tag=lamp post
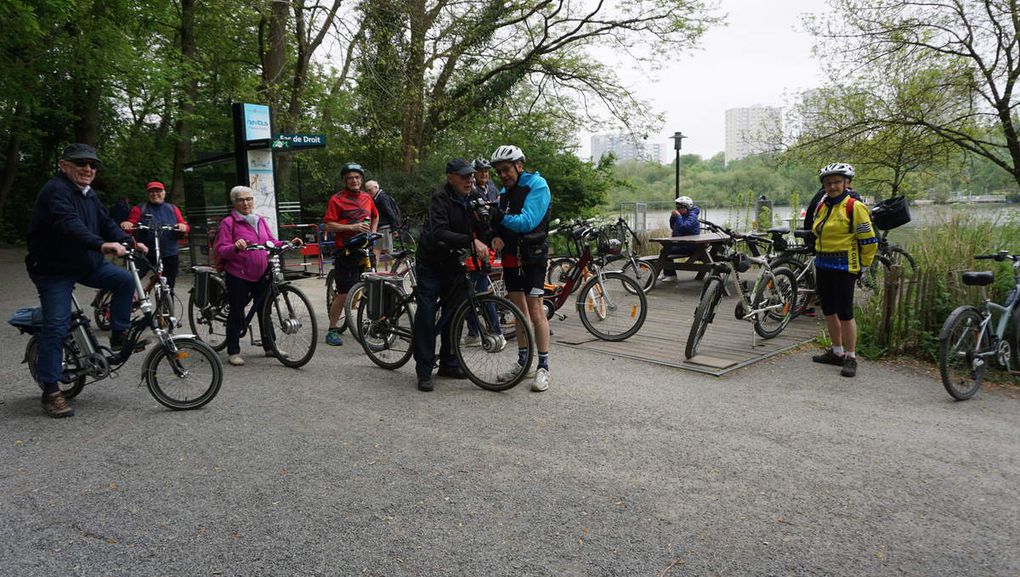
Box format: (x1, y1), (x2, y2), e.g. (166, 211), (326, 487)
(671, 131), (687, 200)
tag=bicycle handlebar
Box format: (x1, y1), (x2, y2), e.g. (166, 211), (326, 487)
(975, 250), (1018, 261)
(243, 241), (298, 254)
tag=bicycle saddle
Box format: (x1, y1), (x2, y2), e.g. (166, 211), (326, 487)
(962, 272), (994, 286)
(767, 226), (790, 235)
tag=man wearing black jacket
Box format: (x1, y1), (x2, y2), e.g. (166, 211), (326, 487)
(25, 144), (147, 418)
(412, 159), (494, 392)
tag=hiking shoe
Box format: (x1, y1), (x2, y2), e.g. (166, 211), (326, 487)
(325, 328), (343, 346)
(462, 334), (482, 347)
(497, 363), (536, 383)
(531, 368), (550, 392)
(228, 354), (245, 366)
(841, 356), (858, 378)
(437, 365), (468, 379)
(417, 378), (433, 392)
(811, 349), (845, 366)
(42, 392), (74, 418)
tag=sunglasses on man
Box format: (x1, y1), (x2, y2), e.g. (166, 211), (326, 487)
(68, 159), (100, 169)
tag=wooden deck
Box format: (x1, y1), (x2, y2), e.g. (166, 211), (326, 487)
(548, 273), (820, 376)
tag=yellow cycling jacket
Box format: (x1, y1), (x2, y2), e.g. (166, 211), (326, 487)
(812, 194), (878, 273)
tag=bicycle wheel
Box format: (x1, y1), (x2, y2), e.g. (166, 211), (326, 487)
(26, 335), (87, 399)
(343, 282), (367, 345)
(262, 285), (318, 368)
(453, 294), (534, 391)
(620, 259), (657, 294)
(685, 277), (724, 360)
(1009, 305), (1020, 370)
(576, 272), (647, 341)
(357, 283), (414, 370)
(325, 269), (348, 335)
(92, 290), (112, 331)
(187, 283), (228, 352)
(546, 257), (577, 284)
(938, 306), (989, 400)
(771, 256), (814, 317)
(142, 337), (222, 410)
(752, 268), (797, 339)
(857, 255), (891, 303)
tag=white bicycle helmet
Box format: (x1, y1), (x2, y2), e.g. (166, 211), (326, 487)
(490, 145), (525, 164)
(675, 196), (694, 208)
(818, 162), (855, 182)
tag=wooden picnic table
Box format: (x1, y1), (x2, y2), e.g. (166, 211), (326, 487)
(648, 230), (731, 279)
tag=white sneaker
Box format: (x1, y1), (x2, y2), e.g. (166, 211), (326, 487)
(496, 363), (538, 383)
(531, 368), (550, 392)
(462, 334), (482, 347)
(228, 354), (244, 366)
(657, 274), (676, 283)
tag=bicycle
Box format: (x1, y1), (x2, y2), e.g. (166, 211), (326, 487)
(937, 250), (1020, 400)
(684, 220), (799, 360)
(11, 244), (222, 410)
(187, 241), (318, 368)
(92, 220), (182, 332)
(353, 249), (535, 391)
(546, 217), (655, 294)
(856, 228), (917, 298)
(543, 218), (648, 341)
(768, 228), (819, 318)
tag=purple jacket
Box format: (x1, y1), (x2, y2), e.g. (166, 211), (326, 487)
(214, 211), (279, 282)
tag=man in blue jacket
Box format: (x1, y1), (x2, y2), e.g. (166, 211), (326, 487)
(25, 143), (147, 418)
(658, 196), (701, 282)
(489, 145), (552, 392)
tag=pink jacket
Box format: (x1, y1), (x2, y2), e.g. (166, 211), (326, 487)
(214, 211), (279, 282)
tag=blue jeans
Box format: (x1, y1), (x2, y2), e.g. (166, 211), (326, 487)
(30, 262), (135, 391)
(412, 263), (466, 379)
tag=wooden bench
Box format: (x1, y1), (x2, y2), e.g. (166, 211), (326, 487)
(648, 231), (731, 280)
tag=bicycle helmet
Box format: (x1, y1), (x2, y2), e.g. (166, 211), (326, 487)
(473, 157), (491, 171)
(340, 162), (365, 177)
(818, 162), (854, 182)
(675, 196), (694, 208)
(490, 145), (525, 164)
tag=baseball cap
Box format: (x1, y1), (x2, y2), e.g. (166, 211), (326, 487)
(146, 181), (166, 191)
(61, 143), (101, 164)
(446, 158), (475, 176)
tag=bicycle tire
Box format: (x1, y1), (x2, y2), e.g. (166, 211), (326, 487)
(546, 257), (577, 284)
(262, 285), (319, 368)
(343, 282), (367, 345)
(142, 337), (222, 410)
(26, 335), (87, 399)
(356, 282), (414, 370)
(325, 269), (349, 335)
(685, 277), (724, 360)
(453, 294), (534, 391)
(752, 268), (797, 339)
(770, 256), (814, 317)
(576, 272), (647, 341)
(620, 259), (657, 294)
(1010, 305), (1020, 371)
(938, 306), (988, 400)
(187, 280), (229, 352)
(93, 290), (112, 331)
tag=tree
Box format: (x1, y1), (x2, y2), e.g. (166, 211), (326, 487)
(806, 0), (1020, 189)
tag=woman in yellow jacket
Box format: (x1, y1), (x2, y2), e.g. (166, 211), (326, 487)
(810, 163), (878, 378)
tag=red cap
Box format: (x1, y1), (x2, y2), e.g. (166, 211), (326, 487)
(146, 181), (165, 191)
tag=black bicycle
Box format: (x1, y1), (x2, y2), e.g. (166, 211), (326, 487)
(11, 245), (222, 410)
(188, 241), (318, 368)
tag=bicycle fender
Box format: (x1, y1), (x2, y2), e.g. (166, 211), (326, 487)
(938, 306), (981, 340)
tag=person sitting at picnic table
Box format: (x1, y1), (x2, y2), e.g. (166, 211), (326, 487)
(658, 196), (701, 282)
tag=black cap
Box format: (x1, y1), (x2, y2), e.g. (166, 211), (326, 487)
(446, 158), (475, 176)
(61, 143), (101, 164)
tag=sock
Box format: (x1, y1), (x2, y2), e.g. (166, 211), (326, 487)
(537, 352), (549, 371)
(832, 345), (844, 356)
(517, 347), (528, 366)
(845, 351), (856, 359)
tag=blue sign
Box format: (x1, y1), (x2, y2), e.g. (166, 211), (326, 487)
(243, 103), (272, 142)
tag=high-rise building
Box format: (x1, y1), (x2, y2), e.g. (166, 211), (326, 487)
(590, 134), (663, 164)
(725, 105), (782, 164)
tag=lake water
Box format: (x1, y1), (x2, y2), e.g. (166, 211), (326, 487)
(622, 203), (1020, 236)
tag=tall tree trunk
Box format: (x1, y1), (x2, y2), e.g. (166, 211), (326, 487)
(170, 0), (197, 204)
(399, 0), (427, 174)
(73, 83), (102, 146)
(0, 101), (28, 220)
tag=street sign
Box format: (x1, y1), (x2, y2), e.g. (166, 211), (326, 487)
(272, 133), (327, 149)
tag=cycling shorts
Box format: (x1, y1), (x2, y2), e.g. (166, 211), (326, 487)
(815, 268), (857, 321)
(504, 262), (546, 297)
(332, 253), (368, 294)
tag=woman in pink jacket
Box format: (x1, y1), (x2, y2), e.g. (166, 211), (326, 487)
(214, 186), (301, 366)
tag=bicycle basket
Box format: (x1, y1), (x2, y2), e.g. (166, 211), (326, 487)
(871, 195), (911, 230)
(596, 223), (625, 256)
(363, 273), (403, 320)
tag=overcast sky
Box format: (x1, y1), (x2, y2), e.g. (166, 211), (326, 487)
(577, 0), (827, 161)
